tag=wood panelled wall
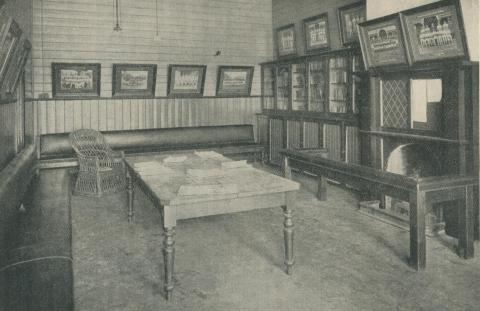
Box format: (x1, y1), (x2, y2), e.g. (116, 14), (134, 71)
(31, 0), (273, 98)
(32, 97), (262, 137)
(272, 0), (362, 56)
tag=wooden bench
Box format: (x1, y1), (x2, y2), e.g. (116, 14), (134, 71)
(280, 148), (477, 270)
(38, 124), (265, 168)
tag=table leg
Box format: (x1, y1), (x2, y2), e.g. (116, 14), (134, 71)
(457, 185), (474, 259)
(409, 191), (426, 270)
(126, 170), (134, 223)
(163, 227), (175, 301)
(282, 205), (294, 275)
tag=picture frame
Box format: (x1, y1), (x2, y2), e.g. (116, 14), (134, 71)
(338, 1), (366, 46)
(1, 34), (30, 97)
(52, 63), (101, 98)
(358, 14), (409, 70)
(400, 0), (468, 64)
(0, 17), (22, 87)
(167, 64), (206, 97)
(303, 13), (330, 52)
(276, 24), (297, 58)
(216, 66), (254, 97)
(112, 64), (157, 98)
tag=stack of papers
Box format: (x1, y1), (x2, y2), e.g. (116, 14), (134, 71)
(178, 184), (238, 196)
(163, 155), (188, 164)
(194, 150), (224, 160)
(134, 161), (177, 176)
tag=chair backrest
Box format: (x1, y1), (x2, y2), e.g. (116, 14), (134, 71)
(69, 129), (112, 158)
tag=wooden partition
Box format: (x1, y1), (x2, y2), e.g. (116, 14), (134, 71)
(30, 96), (263, 137)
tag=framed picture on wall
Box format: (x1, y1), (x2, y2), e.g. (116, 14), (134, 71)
(400, 0), (468, 64)
(276, 24), (297, 58)
(358, 14), (410, 69)
(338, 1), (366, 46)
(216, 66), (254, 96)
(112, 64), (157, 98)
(0, 17), (22, 87)
(52, 63), (101, 98)
(303, 13), (330, 52)
(167, 64), (206, 97)
(1, 34), (31, 96)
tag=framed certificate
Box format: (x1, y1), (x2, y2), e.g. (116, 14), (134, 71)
(400, 0), (468, 63)
(358, 14), (409, 69)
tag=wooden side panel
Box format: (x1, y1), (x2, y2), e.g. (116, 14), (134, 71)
(324, 123), (342, 161)
(346, 126), (360, 164)
(269, 118), (284, 165)
(303, 121), (319, 148)
(286, 120), (301, 149)
(0, 102), (17, 169)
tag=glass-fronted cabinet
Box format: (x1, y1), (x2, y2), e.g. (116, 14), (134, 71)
(261, 49), (364, 115)
(262, 65), (275, 110)
(291, 63), (306, 111)
(328, 56), (348, 113)
(308, 58), (328, 112)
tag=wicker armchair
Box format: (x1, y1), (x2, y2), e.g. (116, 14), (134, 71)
(69, 129), (126, 197)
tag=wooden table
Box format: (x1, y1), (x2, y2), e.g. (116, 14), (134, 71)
(124, 151), (299, 300)
(280, 148), (477, 271)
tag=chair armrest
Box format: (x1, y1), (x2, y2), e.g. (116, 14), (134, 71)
(77, 154), (101, 171)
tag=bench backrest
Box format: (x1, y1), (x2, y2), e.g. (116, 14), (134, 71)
(39, 124), (255, 159)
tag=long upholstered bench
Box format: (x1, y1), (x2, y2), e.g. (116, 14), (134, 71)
(0, 124), (263, 310)
(38, 124), (265, 167)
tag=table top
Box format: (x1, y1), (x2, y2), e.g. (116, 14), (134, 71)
(125, 151), (299, 206)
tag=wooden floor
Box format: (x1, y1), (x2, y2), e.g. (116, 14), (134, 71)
(68, 165), (480, 311)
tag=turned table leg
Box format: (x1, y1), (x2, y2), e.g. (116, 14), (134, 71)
(126, 170), (134, 223)
(162, 204), (177, 301)
(282, 205), (294, 275)
(163, 227), (176, 301)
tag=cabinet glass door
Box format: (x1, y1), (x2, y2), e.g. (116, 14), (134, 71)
(291, 63), (306, 111)
(328, 56), (348, 113)
(262, 65), (275, 110)
(351, 55), (363, 114)
(276, 65), (290, 110)
(308, 58), (328, 112)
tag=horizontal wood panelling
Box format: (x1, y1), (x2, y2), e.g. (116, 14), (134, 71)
(32, 0), (273, 98)
(272, 0), (361, 56)
(33, 97), (262, 137)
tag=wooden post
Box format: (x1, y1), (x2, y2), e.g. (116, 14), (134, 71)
(409, 190), (426, 270)
(457, 185), (474, 259)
